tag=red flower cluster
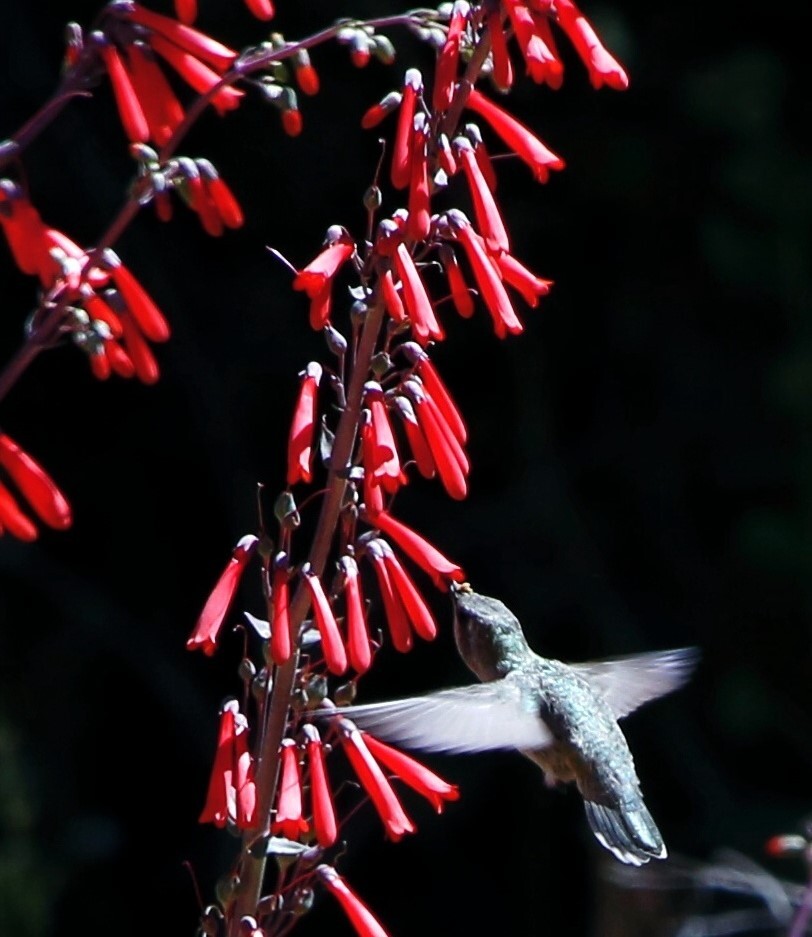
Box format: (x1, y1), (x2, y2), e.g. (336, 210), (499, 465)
(0, 182), (169, 383)
(199, 699), (257, 829)
(152, 157), (244, 236)
(97, 2), (243, 146)
(0, 433), (72, 540)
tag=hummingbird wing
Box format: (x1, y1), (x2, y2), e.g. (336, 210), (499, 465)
(571, 646), (699, 720)
(332, 675), (552, 755)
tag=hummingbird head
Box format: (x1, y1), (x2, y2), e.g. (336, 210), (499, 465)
(451, 584), (531, 682)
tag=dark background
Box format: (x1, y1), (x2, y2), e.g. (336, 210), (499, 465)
(1, 1), (810, 935)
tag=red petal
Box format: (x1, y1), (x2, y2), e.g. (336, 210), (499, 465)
(365, 510), (464, 590)
(0, 434), (72, 530)
(304, 570), (348, 675)
(363, 734), (459, 812)
(317, 866), (392, 937)
(0, 481), (38, 541)
(287, 363), (321, 485)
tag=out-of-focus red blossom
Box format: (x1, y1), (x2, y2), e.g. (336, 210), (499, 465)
(272, 738), (309, 840)
(293, 233), (355, 330)
(361, 91), (401, 130)
(199, 699), (256, 829)
(317, 866), (391, 937)
(765, 834), (808, 858)
(362, 733), (459, 813)
(393, 243), (443, 345)
(465, 89), (564, 183)
(186, 534), (258, 655)
(363, 509), (465, 590)
(341, 556), (372, 673)
(281, 106), (303, 137)
(303, 567), (348, 675)
(340, 720), (415, 841)
(390, 69), (422, 190)
(303, 725), (338, 846)
(173, 159), (244, 235)
(287, 362), (322, 486)
(553, 0), (629, 90)
(366, 539), (413, 653)
(433, 1), (469, 112)
(0, 434), (72, 539)
(270, 557), (294, 665)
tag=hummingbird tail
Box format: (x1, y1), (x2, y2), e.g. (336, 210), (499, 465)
(584, 800), (667, 866)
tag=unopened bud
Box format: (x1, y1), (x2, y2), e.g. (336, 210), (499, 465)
(324, 324), (348, 356)
(215, 873), (241, 906)
(290, 887), (315, 915)
(274, 491), (301, 529)
(363, 185), (382, 212)
(238, 658), (257, 684)
(334, 681), (357, 706)
(370, 352), (391, 380)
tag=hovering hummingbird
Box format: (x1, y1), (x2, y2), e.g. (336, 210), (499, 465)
(337, 585), (698, 865)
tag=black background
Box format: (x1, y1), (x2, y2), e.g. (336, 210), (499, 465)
(1, 1), (811, 935)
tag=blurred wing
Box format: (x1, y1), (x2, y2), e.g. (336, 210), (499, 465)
(572, 647), (699, 720)
(333, 676), (552, 754)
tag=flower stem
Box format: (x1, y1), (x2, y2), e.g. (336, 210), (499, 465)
(229, 296), (387, 934)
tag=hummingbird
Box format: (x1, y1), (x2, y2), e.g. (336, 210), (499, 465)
(336, 584), (698, 865)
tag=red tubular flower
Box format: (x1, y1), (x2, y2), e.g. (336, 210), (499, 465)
(197, 160), (244, 229)
(124, 42), (184, 146)
(440, 246), (475, 319)
(303, 567), (348, 675)
(362, 734), (459, 812)
(406, 115), (431, 242)
(449, 212), (524, 338)
(119, 311), (161, 384)
(393, 243), (443, 345)
(104, 252), (170, 342)
(554, 0), (629, 90)
(364, 510), (465, 590)
(145, 34), (243, 115)
(317, 866), (391, 937)
(186, 534), (258, 655)
(455, 137), (510, 254)
(402, 379), (468, 501)
(0, 434), (72, 531)
(244, 0), (275, 21)
(293, 234), (355, 329)
(0, 482), (38, 541)
(281, 106), (303, 137)
(125, 5), (238, 72)
(433, 1), (469, 112)
(495, 252), (552, 307)
(270, 558), (293, 665)
(380, 269), (405, 324)
(390, 69), (422, 190)
(340, 720), (415, 841)
(366, 539), (413, 654)
(341, 556), (372, 673)
(293, 50), (320, 96)
(437, 133), (457, 177)
(303, 725), (337, 847)
(174, 0), (197, 25)
(272, 739), (309, 840)
(363, 382), (402, 492)
(97, 39), (150, 143)
(287, 362), (322, 486)
(504, 0), (563, 88)
(487, 9), (514, 91)
(361, 421), (386, 516)
(199, 699), (256, 830)
(466, 89), (564, 183)
(403, 342), (467, 445)
(394, 396), (435, 480)
(380, 540), (438, 641)
(361, 91), (402, 130)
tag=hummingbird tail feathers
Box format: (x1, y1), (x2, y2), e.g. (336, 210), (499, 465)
(584, 800), (667, 866)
